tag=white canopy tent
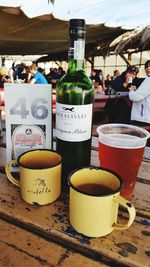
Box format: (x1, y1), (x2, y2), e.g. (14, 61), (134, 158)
(0, 0), (149, 59)
(0, 0), (150, 29)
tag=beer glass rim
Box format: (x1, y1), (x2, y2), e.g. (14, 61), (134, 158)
(17, 149), (62, 169)
(68, 166), (123, 197)
(97, 123), (150, 149)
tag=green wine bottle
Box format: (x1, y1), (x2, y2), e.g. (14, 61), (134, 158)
(56, 19), (94, 183)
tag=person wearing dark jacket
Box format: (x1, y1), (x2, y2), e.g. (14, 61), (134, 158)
(105, 66), (143, 124)
(110, 65), (143, 92)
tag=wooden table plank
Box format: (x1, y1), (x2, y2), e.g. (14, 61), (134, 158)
(0, 219), (108, 267)
(137, 161), (150, 182)
(0, 147), (149, 215)
(0, 219), (65, 267)
(60, 253), (108, 267)
(0, 173), (149, 267)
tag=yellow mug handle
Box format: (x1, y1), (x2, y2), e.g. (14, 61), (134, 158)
(113, 195), (136, 230)
(5, 160), (20, 187)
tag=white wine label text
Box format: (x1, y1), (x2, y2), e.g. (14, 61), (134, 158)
(56, 103), (92, 141)
(74, 40), (85, 60)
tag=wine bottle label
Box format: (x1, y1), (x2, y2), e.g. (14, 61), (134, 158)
(74, 40), (85, 60)
(56, 103), (92, 141)
(68, 41), (85, 59)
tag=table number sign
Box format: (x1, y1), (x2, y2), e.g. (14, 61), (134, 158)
(5, 83), (52, 171)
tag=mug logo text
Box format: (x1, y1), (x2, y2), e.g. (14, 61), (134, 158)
(27, 178), (51, 195)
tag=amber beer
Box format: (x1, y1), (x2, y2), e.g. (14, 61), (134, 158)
(97, 124), (150, 199)
(99, 141), (144, 199)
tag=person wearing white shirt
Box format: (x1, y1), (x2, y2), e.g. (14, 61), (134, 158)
(129, 60), (150, 125)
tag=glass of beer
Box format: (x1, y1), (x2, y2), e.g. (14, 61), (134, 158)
(97, 124), (150, 199)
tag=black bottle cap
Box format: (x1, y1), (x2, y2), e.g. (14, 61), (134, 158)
(69, 19), (85, 29)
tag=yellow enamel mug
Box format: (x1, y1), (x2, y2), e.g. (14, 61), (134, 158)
(5, 149), (62, 205)
(68, 167), (136, 237)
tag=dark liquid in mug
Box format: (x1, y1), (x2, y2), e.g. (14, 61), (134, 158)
(76, 183), (114, 196)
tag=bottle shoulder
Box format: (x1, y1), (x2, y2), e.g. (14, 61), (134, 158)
(56, 71), (94, 105)
(58, 70), (92, 89)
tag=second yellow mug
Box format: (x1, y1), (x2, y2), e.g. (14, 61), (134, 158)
(68, 167), (136, 237)
(5, 149), (62, 205)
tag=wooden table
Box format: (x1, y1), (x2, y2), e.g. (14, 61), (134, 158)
(0, 131), (150, 267)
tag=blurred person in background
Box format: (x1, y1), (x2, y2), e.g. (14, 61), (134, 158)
(98, 69), (105, 88)
(29, 64), (48, 84)
(46, 67), (59, 88)
(90, 69), (104, 93)
(110, 65), (140, 92)
(105, 74), (112, 89)
(90, 69), (101, 83)
(8, 63), (16, 83)
(104, 66), (140, 124)
(0, 66), (10, 87)
(16, 63), (26, 81)
(58, 67), (65, 79)
(38, 67), (46, 77)
(129, 60), (150, 126)
(46, 68), (54, 84)
(112, 69), (120, 80)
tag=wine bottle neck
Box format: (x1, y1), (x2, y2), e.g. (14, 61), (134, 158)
(68, 59), (84, 72)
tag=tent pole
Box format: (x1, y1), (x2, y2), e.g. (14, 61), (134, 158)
(119, 53), (131, 66)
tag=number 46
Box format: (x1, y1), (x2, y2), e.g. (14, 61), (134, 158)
(10, 97), (48, 119)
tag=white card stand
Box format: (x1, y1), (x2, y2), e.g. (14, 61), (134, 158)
(4, 83), (52, 172)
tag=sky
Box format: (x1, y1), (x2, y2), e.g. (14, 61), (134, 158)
(0, 0), (150, 29)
